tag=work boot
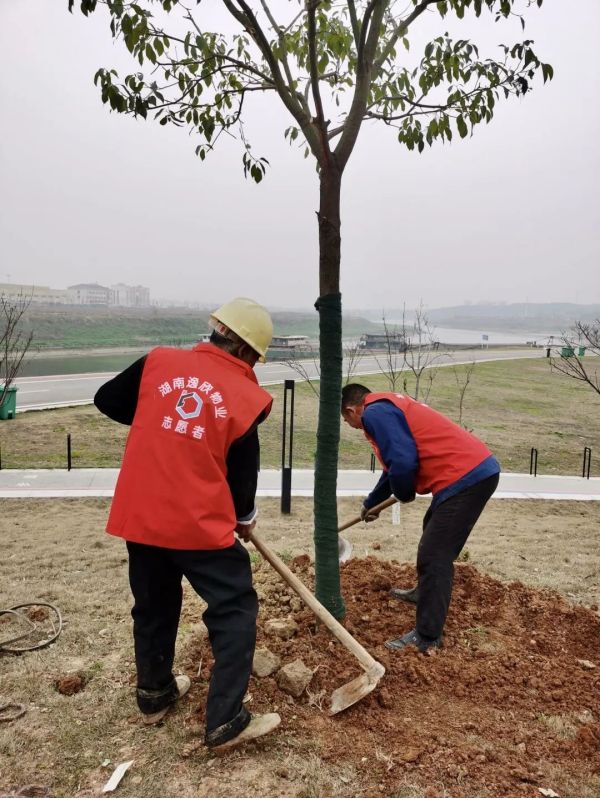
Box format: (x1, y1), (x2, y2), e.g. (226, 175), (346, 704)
(389, 586), (419, 604)
(384, 628), (442, 654)
(209, 713), (281, 753)
(142, 675), (191, 725)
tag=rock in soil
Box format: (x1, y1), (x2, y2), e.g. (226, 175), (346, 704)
(276, 659), (313, 698)
(376, 687), (394, 709)
(370, 574), (392, 591)
(576, 658), (596, 669)
(264, 618), (299, 640)
(291, 554), (311, 570)
(252, 647), (281, 678)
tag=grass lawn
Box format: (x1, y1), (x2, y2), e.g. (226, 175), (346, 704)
(2, 358), (598, 474)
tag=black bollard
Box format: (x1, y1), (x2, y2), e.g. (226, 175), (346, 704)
(280, 380), (295, 514)
(529, 447), (538, 477)
(583, 447), (592, 480)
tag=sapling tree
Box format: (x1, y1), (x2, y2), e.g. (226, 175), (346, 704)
(70, 0), (552, 616)
(551, 321), (600, 397)
(374, 313), (407, 392)
(402, 302), (442, 401)
(0, 293), (33, 411)
(452, 359), (476, 427)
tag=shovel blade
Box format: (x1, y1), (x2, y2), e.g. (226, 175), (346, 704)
(338, 536), (353, 564)
(329, 664), (385, 715)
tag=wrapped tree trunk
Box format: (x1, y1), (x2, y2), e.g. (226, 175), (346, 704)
(314, 164), (345, 619)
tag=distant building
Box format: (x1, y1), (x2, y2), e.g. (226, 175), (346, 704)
(359, 332), (408, 351)
(67, 283), (110, 305)
(109, 283), (150, 307)
(270, 335), (310, 350)
(0, 282), (70, 304)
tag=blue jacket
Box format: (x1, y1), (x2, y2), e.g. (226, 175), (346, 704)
(362, 400), (500, 511)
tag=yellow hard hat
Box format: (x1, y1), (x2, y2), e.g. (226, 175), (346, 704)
(209, 297), (273, 363)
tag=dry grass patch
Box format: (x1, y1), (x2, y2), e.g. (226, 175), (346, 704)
(3, 357), (599, 471)
(1, 497), (599, 798)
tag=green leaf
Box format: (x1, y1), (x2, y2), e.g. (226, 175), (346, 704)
(456, 114), (468, 138)
(541, 63), (554, 83)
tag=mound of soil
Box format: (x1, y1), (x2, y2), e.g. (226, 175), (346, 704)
(183, 557), (599, 797)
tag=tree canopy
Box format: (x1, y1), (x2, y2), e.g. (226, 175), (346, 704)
(70, 0), (552, 617)
(69, 0), (552, 179)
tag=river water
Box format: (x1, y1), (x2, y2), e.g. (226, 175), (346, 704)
(20, 326), (558, 377)
(20, 351), (148, 377)
(405, 325), (557, 345)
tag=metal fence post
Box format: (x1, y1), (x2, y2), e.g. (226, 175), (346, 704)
(281, 380), (295, 514)
(67, 434), (72, 472)
(583, 447), (592, 479)
(370, 453), (376, 473)
(529, 447), (538, 477)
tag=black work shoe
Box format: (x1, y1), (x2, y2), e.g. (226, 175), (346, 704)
(385, 628), (442, 653)
(390, 586), (419, 604)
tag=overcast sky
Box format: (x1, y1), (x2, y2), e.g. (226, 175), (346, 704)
(1, 1), (599, 311)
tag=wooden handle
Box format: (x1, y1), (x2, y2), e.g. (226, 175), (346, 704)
(337, 495), (398, 533)
(249, 531), (379, 674)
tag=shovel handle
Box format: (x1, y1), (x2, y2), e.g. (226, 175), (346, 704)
(338, 495), (398, 533)
(249, 531), (380, 675)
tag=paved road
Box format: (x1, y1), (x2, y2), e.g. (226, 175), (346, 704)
(15, 348), (544, 411)
(1, 468), (598, 500)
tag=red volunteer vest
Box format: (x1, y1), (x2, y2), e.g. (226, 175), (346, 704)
(363, 392), (492, 496)
(107, 344), (272, 550)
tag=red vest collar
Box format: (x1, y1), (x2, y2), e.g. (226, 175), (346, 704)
(192, 343), (257, 383)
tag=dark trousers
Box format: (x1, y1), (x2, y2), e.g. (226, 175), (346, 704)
(416, 473), (499, 639)
(126, 539), (257, 737)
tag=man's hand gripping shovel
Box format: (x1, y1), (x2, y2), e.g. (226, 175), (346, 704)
(337, 495), (398, 563)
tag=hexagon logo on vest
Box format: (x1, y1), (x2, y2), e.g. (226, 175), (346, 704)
(175, 391), (203, 420)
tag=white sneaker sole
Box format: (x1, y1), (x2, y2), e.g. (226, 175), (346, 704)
(211, 713), (281, 753)
(143, 675), (191, 725)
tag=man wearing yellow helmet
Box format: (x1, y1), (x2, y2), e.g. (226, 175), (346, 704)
(94, 298), (280, 751)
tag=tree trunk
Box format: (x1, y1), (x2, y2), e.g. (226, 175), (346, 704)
(313, 163), (345, 619)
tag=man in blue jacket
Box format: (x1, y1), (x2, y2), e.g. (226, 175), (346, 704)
(342, 383), (500, 653)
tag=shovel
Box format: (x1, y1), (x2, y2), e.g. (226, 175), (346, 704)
(337, 496), (398, 562)
(249, 530), (385, 715)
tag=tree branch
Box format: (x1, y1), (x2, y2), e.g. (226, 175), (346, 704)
(148, 24), (276, 86)
(222, 0), (322, 159)
(258, 0), (311, 115)
(335, 0), (388, 169)
(373, 0), (438, 75)
(367, 72), (522, 123)
(346, 0), (361, 50)
(307, 0), (327, 134)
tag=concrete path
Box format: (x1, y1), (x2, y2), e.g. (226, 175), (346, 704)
(1, 468), (598, 500)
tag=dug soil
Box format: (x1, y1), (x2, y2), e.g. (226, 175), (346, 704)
(1, 499), (599, 797)
(181, 556), (599, 798)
